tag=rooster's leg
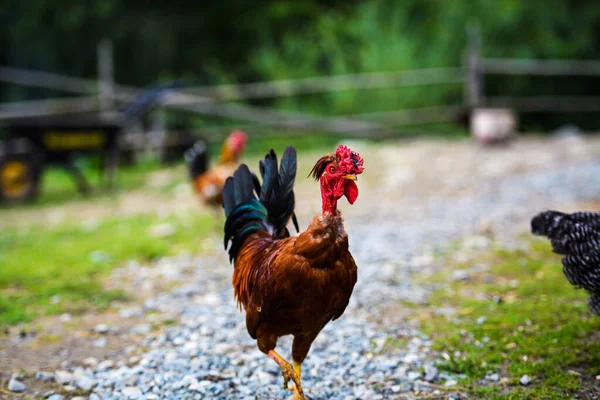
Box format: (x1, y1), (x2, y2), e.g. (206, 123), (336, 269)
(267, 350), (305, 399)
(287, 359), (304, 399)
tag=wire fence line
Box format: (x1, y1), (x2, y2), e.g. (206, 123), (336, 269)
(184, 67), (465, 101)
(1, 51), (600, 136)
(347, 105), (465, 125)
(482, 58), (600, 77)
(485, 96), (600, 113)
(0, 96), (99, 120)
(0, 65), (456, 137)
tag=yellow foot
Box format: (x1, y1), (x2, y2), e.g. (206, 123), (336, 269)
(287, 358), (304, 399)
(267, 350), (305, 399)
(279, 362), (304, 399)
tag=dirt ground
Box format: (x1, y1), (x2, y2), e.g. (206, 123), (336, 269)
(2, 135), (600, 398)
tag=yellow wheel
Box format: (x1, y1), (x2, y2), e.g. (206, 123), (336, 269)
(0, 156), (38, 202)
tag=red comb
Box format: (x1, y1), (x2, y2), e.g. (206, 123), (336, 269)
(336, 145), (364, 174)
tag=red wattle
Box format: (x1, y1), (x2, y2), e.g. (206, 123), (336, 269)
(344, 180), (359, 204)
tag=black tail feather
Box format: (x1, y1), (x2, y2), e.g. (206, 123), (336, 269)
(223, 165), (270, 262)
(222, 146), (299, 263)
(257, 147), (298, 236)
(532, 210), (600, 315)
(259, 150), (278, 207)
(223, 177), (235, 216)
(184, 139), (209, 180)
(274, 147), (297, 234)
(251, 172), (261, 197)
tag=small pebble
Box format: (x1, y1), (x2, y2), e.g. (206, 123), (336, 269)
(122, 386), (143, 399)
(407, 371), (421, 381)
(97, 360), (115, 371)
(131, 324), (151, 335)
(119, 307), (144, 318)
(444, 379), (458, 387)
(486, 373), (500, 382)
(76, 376), (95, 391)
(54, 370), (74, 385)
(94, 324), (110, 334)
(452, 270), (471, 281)
(83, 357), (99, 368)
(93, 337), (107, 348)
(59, 313), (72, 322)
(150, 223), (176, 238)
(520, 374), (532, 386)
(8, 377), (26, 392)
(424, 365), (438, 382)
(35, 371), (55, 382)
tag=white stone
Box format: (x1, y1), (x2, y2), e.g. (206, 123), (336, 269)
(8, 377), (26, 392)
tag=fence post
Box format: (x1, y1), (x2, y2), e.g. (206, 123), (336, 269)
(97, 39), (115, 115)
(465, 21), (483, 109)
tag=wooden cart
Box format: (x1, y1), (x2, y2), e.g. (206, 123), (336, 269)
(0, 115), (122, 202)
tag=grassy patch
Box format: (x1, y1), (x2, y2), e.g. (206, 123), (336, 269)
(0, 156), (167, 209)
(0, 133), (341, 327)
(0, 211), (215, 326)
(419, 239), (600, 399)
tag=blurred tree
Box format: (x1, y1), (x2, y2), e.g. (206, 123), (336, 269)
(1, 0), (599, 129)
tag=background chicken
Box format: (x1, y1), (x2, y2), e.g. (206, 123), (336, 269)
(184, 130), (248, 207)
(222, 144), (364, 399)
(531, 210), (600, 315)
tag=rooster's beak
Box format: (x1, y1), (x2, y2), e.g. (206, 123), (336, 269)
(344, 174), (357, 181)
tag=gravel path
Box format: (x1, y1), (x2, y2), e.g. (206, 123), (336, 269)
(27, 136), (600, 399)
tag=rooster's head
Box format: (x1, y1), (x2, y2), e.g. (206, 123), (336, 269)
(310, 145), (365, 214)
(226, 130), (248, 158)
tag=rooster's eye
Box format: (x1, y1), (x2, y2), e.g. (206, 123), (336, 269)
(329, 166), (336, 173)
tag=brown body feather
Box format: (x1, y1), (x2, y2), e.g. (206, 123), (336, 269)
(192, 131), (247, 207)
(232, 210), (357, 363)
(193, 163), (238, 206)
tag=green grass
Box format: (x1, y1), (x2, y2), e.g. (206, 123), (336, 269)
(0, 132), (343, 327)
(418, 239), (600, 399)
(0, 156), (172, 211)
(0, 211), (216, 326)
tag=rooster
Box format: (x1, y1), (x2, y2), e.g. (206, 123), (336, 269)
(184, 130), (248, 207)
(222, 144), (364, 399)
(531, 210), (600, 315)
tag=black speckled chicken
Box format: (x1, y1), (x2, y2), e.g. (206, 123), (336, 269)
(531, 210), (600, 315)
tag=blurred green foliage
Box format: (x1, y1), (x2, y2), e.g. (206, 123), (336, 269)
(1, 0), (600, 130)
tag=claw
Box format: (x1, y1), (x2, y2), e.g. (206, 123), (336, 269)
(280, 363), (304, 398)
(267, 350), (305, 400)
(281, 363), (293, 390)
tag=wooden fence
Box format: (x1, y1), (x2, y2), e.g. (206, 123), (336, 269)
(1, 31), (599, 139)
